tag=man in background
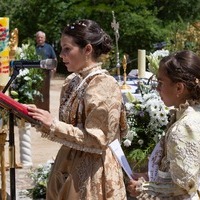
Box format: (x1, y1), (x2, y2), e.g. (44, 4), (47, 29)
(35, 31), (57, 111)
(35, 31), (57, 61)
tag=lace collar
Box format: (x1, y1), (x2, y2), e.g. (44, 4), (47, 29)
(77, 62), (103, 78)
(170, 99), (200, 122)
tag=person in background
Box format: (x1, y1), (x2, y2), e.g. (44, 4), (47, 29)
(127, 50), (200, 199)
(35, 31), (57, 111)
(28, 19), (128, 200)
(35, 31), (57, 60)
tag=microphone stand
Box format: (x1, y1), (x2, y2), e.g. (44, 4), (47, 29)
(2, 67), (20, 200)
(2, 66), (20, 94)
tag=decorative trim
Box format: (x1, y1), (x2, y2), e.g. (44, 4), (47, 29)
(41, 132), (103, 154)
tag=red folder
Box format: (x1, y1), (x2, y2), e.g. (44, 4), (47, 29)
(0, 91), (40, 125)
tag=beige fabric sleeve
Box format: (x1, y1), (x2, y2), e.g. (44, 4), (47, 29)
(42, 74), (124, 154)
(167, 113), (200, 194)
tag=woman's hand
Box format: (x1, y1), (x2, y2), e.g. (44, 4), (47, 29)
(127, 179), (141, 197)
(132, 172), (148, 181)
(27, 106), (53, 129)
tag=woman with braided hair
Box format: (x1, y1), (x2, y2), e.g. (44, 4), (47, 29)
(127, 50), (200, 199)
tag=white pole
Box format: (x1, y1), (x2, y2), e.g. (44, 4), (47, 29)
(19, 122), (32, 167)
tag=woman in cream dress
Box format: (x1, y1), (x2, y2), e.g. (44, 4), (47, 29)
(127, 50), (200, 199)
(28, 19), (128, 200)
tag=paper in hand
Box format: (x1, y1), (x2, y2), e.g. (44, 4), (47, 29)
(109, 139), (133, 180)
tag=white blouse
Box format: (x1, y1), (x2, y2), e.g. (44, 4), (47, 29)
(139, 102), (200, 199)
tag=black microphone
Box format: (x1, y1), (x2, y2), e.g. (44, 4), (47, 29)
(10, 59), (57, 70)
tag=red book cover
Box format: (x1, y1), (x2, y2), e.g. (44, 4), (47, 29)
(0, 91), (40, 125)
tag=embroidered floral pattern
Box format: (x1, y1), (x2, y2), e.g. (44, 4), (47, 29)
(41, 66), (128, 199)
(137, 102), (200, 199)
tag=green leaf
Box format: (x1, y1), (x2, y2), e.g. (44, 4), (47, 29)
(126, 92), (137, 103)
(10, 90), (19, 97)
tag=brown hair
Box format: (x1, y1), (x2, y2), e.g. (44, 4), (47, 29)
(62, 19), (112, 59)
(159, 50), (200, 100)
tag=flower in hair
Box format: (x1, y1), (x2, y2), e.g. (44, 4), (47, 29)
(195, 78), (199, 84)
(77, 21), (87, 27)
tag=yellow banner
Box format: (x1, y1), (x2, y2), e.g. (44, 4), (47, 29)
(0, 17), (9, 87)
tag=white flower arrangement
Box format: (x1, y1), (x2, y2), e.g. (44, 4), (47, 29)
(26, 160), (53, 199)
(146, 49), (169, 75)
(10, 42), (44, 104)
(122, 82), (169, 170)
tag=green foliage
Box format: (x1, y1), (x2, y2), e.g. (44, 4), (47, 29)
(119, 10), (169, 66)
(122, 82), (169, 171)
(155, 0), (200, 23)
(165, 21), (200, 56)
(1, 0), (200, 73)
(10, 43), (44, 104)
(27, 161), (52, 199)
(10, 68), (44, 103)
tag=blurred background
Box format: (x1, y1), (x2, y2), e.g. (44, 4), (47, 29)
(1, 0), (200, 75)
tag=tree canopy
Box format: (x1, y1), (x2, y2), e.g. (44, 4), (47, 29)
(1, 0), (200, 73)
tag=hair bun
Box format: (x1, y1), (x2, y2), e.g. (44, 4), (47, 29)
(101, 33), (112, 54)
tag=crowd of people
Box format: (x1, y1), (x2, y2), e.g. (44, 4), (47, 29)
(27, 19), (200, 199)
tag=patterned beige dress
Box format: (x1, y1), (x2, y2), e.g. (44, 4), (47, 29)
(136, 101), (200, 200)
(39, 64), (128, 200)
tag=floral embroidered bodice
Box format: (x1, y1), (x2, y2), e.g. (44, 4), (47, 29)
(146, 101), (200, 199)
(39, 64), (128, 200)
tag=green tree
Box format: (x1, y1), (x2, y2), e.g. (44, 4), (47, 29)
(154, 0), (200, 23)
(1, 0), (200, 72)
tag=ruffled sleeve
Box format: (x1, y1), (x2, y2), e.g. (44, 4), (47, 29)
(167, 109), (200, 194)
(134, 106), (200, 198)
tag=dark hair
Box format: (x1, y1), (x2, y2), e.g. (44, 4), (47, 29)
(62, 19), (112, 59)
(159, 50), (200, 100)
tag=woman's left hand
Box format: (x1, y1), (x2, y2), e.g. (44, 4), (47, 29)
(27, 106), (53, 129)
